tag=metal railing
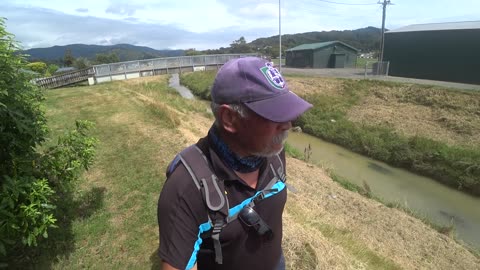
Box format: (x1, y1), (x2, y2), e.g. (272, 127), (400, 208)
(93, 54), (258, 78)
(33, 67), (95, 88)
(32, 54), (259, 88)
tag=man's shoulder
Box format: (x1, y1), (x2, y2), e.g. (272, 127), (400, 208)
(163, 140), (211, 194)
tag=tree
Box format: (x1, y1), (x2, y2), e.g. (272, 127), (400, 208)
(95, 52), (120, 64)
(26, 61), (47, 74)
(0, 18), (97, 261)
(63, 49), (75, 67)
(185, 48), (203, 56)
(46, 64), (59, 77)
(230, 36), (253, 53)
(73, 57), (91, 69)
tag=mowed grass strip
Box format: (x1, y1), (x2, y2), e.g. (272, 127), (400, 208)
(22, 75), (208, 269)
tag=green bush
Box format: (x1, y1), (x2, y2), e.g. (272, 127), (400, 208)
(0, 18), (97, 259)
(179, 70), (216, 100)
(26, 62), (47, 75)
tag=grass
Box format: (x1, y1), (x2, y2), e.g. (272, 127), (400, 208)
(8, 76), (210, 269)
(285, 197), (403, 270)
(295, 79), (480, 196)
(329, 171), (460, 239)
(180, 70), (216, 100)
(8, 74), (480, 269)
(178, 71), (480, 196)
(284, 142), (304, 160)
(328, 165), (480, 258)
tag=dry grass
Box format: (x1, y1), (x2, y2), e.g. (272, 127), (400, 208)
(284, 157), (479, 269)
(155, 80), (479, 269)
(288, 77), (344, 97)
(287, 76), (480, 148)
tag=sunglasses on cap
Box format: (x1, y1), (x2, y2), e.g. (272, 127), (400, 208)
(238, 206), (273, 240)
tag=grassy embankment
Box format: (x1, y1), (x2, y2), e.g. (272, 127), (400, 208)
(10, 77), (209, 269)
(181, 71), (480, 196)
(11, 75), (479, 269)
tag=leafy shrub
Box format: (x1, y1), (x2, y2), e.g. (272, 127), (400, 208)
(26, 62), (47, 75)
(0, 18), (97, 258)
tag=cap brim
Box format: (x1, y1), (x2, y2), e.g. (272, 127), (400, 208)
(244, 91), (313, 122)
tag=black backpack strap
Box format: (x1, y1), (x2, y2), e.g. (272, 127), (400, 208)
(178, 145), (228, 215)
(177, 144), (229, 264)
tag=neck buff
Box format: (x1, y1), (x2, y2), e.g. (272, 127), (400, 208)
(208, 126), (264, 173)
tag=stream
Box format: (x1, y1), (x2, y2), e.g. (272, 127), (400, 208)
(287, 131), (480, 250)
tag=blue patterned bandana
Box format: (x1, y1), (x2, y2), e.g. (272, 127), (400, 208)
(208, 126), (264, 173)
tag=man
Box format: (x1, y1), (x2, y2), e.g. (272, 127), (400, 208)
(157, 57), (312, 270)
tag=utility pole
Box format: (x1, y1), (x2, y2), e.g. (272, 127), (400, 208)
(279, 0), (282, 72)
(379, 0), (391, 63)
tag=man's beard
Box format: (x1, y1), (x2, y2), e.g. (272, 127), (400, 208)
(253, 130), (289, 157)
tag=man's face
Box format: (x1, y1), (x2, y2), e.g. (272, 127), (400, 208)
(235, 110), (292, 157)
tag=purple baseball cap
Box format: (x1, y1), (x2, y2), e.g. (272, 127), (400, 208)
(211, 57), (312, 122)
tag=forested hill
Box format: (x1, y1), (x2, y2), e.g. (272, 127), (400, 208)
(250, 27), (382, 52)
(22, 27), (381, 63)
(23, 43), (185, 62)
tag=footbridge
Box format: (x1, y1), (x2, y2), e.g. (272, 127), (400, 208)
(34, 54), (257, 89)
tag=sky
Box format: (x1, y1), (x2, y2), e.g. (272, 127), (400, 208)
(3, 0), (479, 50)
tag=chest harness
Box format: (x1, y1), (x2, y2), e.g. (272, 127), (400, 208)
(166, 144), (286, 265)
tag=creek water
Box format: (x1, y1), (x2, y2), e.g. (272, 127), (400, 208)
(287, 131), (480, 250)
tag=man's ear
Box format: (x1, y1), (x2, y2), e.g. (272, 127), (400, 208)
(218, 105), (240, 133)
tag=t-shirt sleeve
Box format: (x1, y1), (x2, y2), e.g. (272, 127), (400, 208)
(157, 164), (208, 269)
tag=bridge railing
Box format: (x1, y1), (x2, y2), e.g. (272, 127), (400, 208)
(33, 54), (260, 88)
(33, 67), (95, 88)
(92, 54), (258, 79)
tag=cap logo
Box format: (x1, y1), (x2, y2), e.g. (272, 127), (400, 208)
(259, 62), (286, 90)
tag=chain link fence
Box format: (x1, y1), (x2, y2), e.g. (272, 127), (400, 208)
(364, 61), (390, 78)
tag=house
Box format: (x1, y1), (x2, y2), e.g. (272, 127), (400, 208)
(384, 21), (480, 84)
(286, 41), (359, 68)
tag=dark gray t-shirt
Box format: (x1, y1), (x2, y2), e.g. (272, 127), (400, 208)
(157, 137), (287, 270)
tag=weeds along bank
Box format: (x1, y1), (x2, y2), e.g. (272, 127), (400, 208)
(180, 71), (480, 196)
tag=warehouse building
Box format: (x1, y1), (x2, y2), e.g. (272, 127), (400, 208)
(286, 41), (359, 68)
(384, 21), (480, 84)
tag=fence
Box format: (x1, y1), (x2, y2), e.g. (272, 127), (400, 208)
(32, 54), (258, 88)
(364, 61), (390, 78)
(33, 67), (95, 88)
(93, 54), (258, 83)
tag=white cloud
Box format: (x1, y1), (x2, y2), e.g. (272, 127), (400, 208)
(3, 0), (480, 50)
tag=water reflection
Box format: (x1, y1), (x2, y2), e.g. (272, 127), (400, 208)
(367, 162), (393, 175)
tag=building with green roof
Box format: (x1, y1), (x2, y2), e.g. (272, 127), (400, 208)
(285, 41), (359, 68)
(384, 21), (480, 84)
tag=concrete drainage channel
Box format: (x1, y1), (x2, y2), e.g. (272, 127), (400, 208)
(169, 74), (195, 99)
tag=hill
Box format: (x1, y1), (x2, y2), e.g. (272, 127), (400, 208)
(23, 43), (185, 62)
(250, 26), (382, 52)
